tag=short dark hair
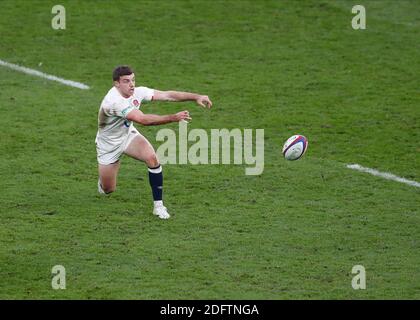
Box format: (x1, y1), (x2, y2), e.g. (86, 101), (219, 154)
(113, 65), (134, 81)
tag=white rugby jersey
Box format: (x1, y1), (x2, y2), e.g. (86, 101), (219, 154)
(95, 86), (154, 153)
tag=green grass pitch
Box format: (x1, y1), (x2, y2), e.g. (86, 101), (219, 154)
(0, 0), (419, 299)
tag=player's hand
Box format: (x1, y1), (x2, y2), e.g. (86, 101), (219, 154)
(174, 110), (192, 123)
(196, 95), (212, 109)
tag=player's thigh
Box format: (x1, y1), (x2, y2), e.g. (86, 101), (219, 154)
(124, 134), (159, 167)
(98, 161), (120, 188)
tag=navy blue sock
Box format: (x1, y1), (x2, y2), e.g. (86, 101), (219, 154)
(148, 165), (163, 201)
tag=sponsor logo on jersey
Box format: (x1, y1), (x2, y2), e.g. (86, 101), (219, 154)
(132, 99), (140, 107)
(121, 106), (134, 116)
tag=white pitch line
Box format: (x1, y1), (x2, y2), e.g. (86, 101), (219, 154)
(0, 59), (90, 90)
(346, 164), (420, 188)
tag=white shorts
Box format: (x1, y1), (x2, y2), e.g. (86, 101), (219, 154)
(96, 127), (141, 165)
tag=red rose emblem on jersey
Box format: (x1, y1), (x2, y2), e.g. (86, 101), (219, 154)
(133, 99), (139, 107)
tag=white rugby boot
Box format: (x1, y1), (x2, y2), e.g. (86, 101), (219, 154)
(98, 179), (106, 194)
(153, 203), (170, 219)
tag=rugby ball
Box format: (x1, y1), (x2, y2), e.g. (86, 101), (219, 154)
(282, 135), (308, 161)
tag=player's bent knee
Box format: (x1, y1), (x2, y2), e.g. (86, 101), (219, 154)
(104, 188), (115, 194)
(103, 185), (116, 194)
(146, 154), (159, 168)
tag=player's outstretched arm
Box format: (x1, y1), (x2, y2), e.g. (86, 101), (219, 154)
(153, 90), (212, 108)
(126, 109), (191, 126)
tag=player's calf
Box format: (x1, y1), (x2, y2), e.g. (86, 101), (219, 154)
(148, 164), (170, 219)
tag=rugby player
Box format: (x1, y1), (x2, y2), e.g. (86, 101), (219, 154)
(95, 66), (212, 219)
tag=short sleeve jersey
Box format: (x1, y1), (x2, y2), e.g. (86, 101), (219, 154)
(95, 86), (154, 152)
